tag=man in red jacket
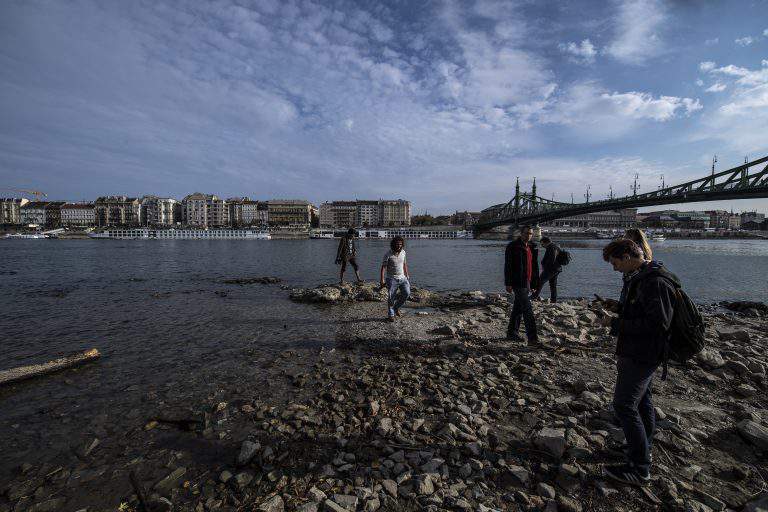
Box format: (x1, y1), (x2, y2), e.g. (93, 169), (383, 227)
(504, 225), (540, 343)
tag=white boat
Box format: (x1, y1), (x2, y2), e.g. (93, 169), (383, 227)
(88, 228), (271, 240)
(651, 234), (666, 242)
(4, 233), (47, 239)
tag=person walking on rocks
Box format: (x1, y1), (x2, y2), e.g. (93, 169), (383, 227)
(504, 225), (540, 343)
(531, 236), (561, 303)
(380, 236), (410, 322)
(336, 228), (362, 284)
(602, 239), (679, 486)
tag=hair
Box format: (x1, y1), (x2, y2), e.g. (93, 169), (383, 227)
(602, 239), (644, 262)
(347, 227), (355, 235)
(390, 236), (405, 251)
(624, 228), (652, 260)
(520, 224), (533, 232)
(540, 236), (551, 244)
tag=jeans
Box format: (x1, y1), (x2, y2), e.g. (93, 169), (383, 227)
(533, 270), (559, 302)
(507, 286), (537, 340)
(386, 277), (410, 317)
(613, 356), (659, 475)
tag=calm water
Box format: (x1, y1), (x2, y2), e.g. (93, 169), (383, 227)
(0, 237), (766, 471)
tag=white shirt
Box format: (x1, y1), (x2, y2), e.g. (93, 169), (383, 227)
(382, 249), (407, 279)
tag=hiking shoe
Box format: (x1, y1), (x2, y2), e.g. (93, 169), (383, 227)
(603, 463), (650, 487)
(394, 309), (402, 317)
(386, 316), (395, 323)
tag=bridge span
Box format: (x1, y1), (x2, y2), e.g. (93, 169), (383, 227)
(474, 156), (768, 232)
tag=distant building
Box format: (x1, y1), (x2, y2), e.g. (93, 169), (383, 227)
(267, 199), (313, 227)
(94, 196), (141, 227)
(378, 199), (411, 227)
(20, 201), (51, 227)
(548, 208), (637, 228)
(228, 198), (267, 227)
(641, 214), (678, 228)
(1, 198), (29, 225)
(356, 200), (379, 227)
(141, 196), (180, 226)
(741, 211), (766, 225)
(674, 211), (710, 229)
(741, 220), (763, 230)
(43, 202), (66, 228)
(319, 201), (356, 228)
(451, 211), (482, 228)
(182, 193), (229, 228)
(60, 203), (95, 227)
(705, 210), (730, 230)
(728, 214), (741, 230)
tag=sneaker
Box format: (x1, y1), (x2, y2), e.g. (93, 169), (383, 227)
(386, 316), (395, 322)
(394, 309), (402, 317)
(603, 463), (650, 487)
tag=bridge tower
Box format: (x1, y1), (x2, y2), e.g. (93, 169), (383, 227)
(631, 174), (640, 196)
(531, 177), (537, 211)
(584, 185), (591, 203)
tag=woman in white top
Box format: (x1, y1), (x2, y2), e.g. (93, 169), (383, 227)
(379, 236), (410, 321)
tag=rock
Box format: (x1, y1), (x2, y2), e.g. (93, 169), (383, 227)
(296, 504), (319, 512)
(368, 401), (380, 416)
(736, 384), (758, 397)
(381, 479), (398, 497)
(717, 329), (750, 342)
(237, 440), (260, 466)
(595, 480), (618, 497)
(78, 438), (100, 458)
(536, 482), (556, 499)
(726, 360), (750, 376)
(330, 495), (358, 511)
(323, 499), (349, 512)
(508, 465), (530, 484)
(364, 498), (381, 512)
(557, 495), (583, 512)
(233, 471), (253, 489)
(224, 276), (281, 285)
(220, 470), (233, 483)
(377, 417), (394, 436)
(696, 349), (725, 369)
(737, 420), (768, 450)
(258, 495), (285, 512)
(308, 486), (327, 502)
(154, 467), (187, 496)
(415, 475), (434, 495)
(432, 325), (457, 336)
(534, 427), (566, 458)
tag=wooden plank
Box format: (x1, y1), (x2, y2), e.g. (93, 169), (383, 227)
(0, 348), (101, 386)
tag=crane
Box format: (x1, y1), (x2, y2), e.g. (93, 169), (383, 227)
(0, 188), (47, 200)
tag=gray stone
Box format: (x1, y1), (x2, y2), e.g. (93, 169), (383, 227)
(432, 325), (457, 336)
(536, 482), (555, 499)
(237, 440), (260, 466)
(258, 495), (285, 512)
(696, 349), (725, 369)
(743, 492), (768, 512)
(233, 471), (253, 489)
(381, 479), (398, 498)
(323, 499), (349, 512)
(308, 486), (327, 502)
(368, 401), (380, 416)
(331, 495), (358, 511)
(595, 480), (618, 497)
(726, 360), (750, 376)
(508, 465), (529, 484)
(296, 504), (319, 512)
(219, 470), (233, 483)
(556, 495), (583, 512)
(737, 420), (768, 450)
(465, 441), (482, 456)
(534, 427), (567, 458)
(377, 417), (394, 436)
(364, 498), (381, 512)
(415, 475), (434, 495)
(28, 499), (66, 512)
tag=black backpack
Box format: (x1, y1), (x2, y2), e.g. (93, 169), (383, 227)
(555, 249), (571, 266)
(666, 286), (706, 364)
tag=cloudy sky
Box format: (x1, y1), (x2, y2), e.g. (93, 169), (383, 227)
(1, 0), (767, 214)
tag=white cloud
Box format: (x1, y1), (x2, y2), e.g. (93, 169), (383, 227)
(764, 29), (768, 37)
(605, 0), (667, 64)
(559, 39), (597, 64)
(695, 79), (704, 86)
(705, 38), (719, 45)
(735, 36), (756, 46)
(705, 83), (726, 93)
(699, 61), (716, 72)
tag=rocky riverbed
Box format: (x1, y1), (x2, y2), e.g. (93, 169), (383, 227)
(1, 282), (767, 512)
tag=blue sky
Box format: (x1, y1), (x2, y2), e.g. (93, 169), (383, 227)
(1, 0), (767, 215)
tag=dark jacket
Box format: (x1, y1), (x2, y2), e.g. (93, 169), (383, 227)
(610, 261), (679, 364)
(541, 243), (562, 274)
(335, 236), (356, 264)
(504, 238), (540, 289)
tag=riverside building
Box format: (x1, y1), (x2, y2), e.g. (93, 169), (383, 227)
(319, 199), (412, 228)
(94, 196), (141, 227)
(267, 199), (313, 227)
(547, 208), (637, 229)
(20, 201), (50, 227)
(60, 203), (95, 228)
(1, 198), (29, 225)
(141, 196), (180, 226)
(181, 193), (229, 228)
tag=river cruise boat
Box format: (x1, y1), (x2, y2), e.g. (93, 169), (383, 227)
(651, 234), (666, 242)
(4, 233), (47, 239)
(88, 228), (271, 240)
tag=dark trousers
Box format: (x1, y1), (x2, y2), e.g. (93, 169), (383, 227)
(534, 270), (559, 302)
(507, 287), (537, 340)
(613, 356), (659, 475)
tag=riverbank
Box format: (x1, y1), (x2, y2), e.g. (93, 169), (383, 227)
(1, 283), (766, 512)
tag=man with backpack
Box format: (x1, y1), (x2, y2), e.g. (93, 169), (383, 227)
(532, 237), (564, 303)
(601, 238), (679, 486)
(504, 225), (540, 343)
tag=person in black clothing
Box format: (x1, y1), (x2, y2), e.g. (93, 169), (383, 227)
(601, 239), (678, 487)
(504, 225), (540, 343)
(335, 228), (362, 284)
(531, 237), (561, 303)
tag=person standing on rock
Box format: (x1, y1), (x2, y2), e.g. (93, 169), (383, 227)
(336, 228), (362, 284)
(531, 236), (561, 303)
(380, 236), (410, 322)
(504, 225), (540, 343)
(602, 239), (678, 487)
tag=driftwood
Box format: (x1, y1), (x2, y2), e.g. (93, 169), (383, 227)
(0, 348), (101, 386)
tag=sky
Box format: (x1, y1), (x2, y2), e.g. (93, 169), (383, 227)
(1, 0), (767, 215)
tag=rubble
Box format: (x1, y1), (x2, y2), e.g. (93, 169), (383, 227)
(1, 290), (766, 512)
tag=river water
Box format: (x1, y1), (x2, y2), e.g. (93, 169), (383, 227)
(0, 238), (766, 472)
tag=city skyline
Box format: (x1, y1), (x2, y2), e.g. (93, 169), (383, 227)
(1, 1), (767, 213)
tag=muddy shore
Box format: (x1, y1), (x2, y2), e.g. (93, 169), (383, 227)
(1, 282), (767, 512)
